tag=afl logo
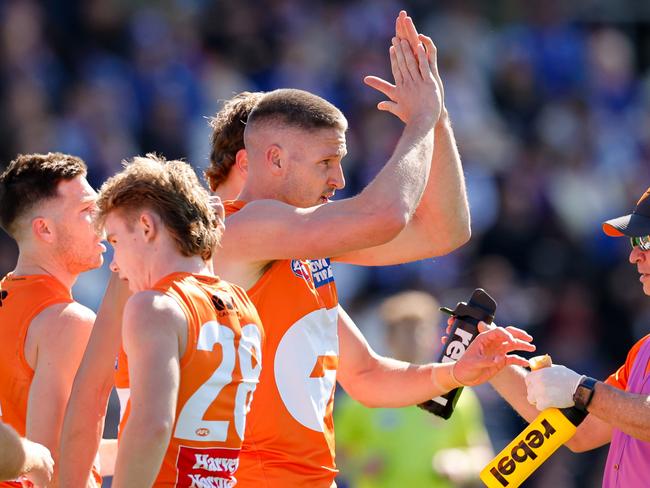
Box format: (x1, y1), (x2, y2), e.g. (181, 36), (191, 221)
(291, 260), (312, 281)
(195, 428), (210, 437)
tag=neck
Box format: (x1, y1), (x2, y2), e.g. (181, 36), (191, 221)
(145, 246), (211, 289)
(13, 248), (77, 291)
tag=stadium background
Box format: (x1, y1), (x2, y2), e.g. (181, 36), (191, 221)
(2, 0), (650, 486)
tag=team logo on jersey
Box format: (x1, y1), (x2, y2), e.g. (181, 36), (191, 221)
(176, 446), (239, 488)
(275, 306), (339, 432)
(211, 293), (235, 315)
(0, 290), (8, 307)
(290, 260), (312, 282)
(309, 258), (334, 288)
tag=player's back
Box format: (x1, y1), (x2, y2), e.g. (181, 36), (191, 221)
(224, 201), (340, 488)
(118, 272), (264, 487)
(0, 273), (72, 487)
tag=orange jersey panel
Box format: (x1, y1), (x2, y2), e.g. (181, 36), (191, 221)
(0, 273), (72, 488)
(606, 334), (650, 390)
(225, 201), (340, 488)
(118, 272), (264, 487)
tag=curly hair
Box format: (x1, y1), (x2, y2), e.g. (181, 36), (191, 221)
(0, 152), (87, 236)
(97, 154), (218, 261)
(205, 91), (265, 192)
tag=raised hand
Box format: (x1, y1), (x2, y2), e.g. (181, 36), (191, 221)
(364, 22), (441, 125)
(395, 11), (447, 117)
(453, 321), (535, 386)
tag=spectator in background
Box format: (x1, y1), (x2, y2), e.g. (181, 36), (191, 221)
(336, 291), (493, 488)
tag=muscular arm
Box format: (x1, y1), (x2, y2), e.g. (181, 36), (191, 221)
(334, 18), (470, 266)
(58, 274), (130, 487)
(24, 301), (94, 486)
(336, 307), (458, 407)
(489, 366), (613, 452)
(111, 291), (182, 488)
(334, 113), (469, 266)
(336, 307), (533, 408)
(217, 39), (440, 272)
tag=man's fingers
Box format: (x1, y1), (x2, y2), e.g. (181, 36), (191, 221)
(416, 44), (433, 82)
(477, 320), (495, 333)
(404, 15), (421, 49)
(389, 43), (403, 85)
(504, 354), (530, 368)
(392, 38), (411, 82)
(363, 76), (396, 99)
(395, 11), (406, 39)
(377, 100), (399, 116)
(504, 326), (533, 342)
(399, 39), (420, 81)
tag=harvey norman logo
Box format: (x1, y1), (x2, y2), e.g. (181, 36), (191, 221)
(176, 446), (239, 488)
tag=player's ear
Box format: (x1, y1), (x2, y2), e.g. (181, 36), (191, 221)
(139, 211), (158, 242)
(235, 149), (248, 177)
(32, 216), (55, 244)
(265, 145), (284, 176)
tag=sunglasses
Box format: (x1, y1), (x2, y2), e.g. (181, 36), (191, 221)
(630, 235), (650, 251)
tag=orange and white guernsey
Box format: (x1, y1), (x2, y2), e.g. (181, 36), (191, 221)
(116, 272), (264, 487)
(0, 274), (73, 488)
(225, 201), (340, 488)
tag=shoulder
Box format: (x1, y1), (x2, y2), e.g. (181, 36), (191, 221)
(123, 291), (187, 339)
(30, 301), (95, 342)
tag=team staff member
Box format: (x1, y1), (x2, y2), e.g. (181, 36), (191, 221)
(96, 155), (264, 487)
(0, 422), (53, 486)
(491, 186), (650, 487)
(0, 153), (106, 487)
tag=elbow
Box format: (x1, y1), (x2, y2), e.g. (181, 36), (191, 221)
(126, 415), (174, 447)
(450, 219), (471, 250)
(565, 436), (592, 453)
(369, 207), (410, 244)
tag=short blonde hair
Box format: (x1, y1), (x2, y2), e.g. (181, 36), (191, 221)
(97, 154), (218, 260)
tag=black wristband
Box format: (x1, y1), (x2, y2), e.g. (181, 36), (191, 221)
(573, 376), (598, 412)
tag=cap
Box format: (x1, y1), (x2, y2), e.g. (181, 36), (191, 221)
(603, 187), (650, 237)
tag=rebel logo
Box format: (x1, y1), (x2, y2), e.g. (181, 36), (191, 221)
(431, 327), (474, 407)
(487, 418), (557, 486)
(0, 290), (8, 307)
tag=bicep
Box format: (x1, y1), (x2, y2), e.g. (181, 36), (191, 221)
(27, 306), (94, 454)
(122, 294), (182, 426)
(221, 199), (398, 262)
(336, 306), (378, 392)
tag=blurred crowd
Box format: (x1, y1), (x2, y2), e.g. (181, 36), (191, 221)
(2, 0), (650, 486)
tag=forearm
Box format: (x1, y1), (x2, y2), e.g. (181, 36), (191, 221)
(587, 381), (650, 441)
(490, 365), (541, 423)
(57, 380), (111, 487)
(416, 114), (470, 252)
(341, 354), (460, 408)
(0, 424), (25, 481)
(58, 275), (126, 486)
(112, 421), (170, 487)
(359, 120), (434, 225)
